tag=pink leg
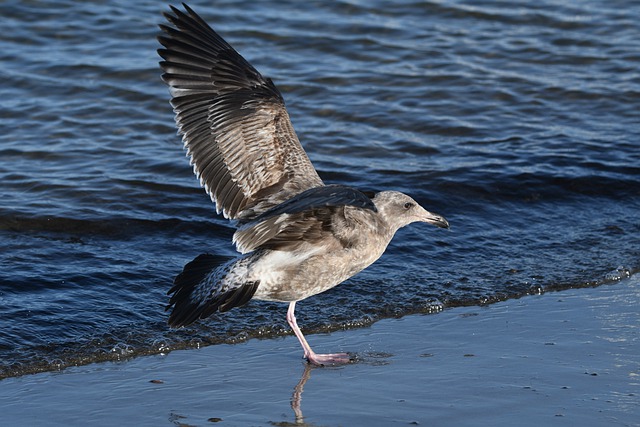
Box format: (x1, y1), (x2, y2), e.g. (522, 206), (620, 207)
(286, 301), (353, 366)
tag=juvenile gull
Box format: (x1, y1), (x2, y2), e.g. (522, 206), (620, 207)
(158, 4), (449, 366)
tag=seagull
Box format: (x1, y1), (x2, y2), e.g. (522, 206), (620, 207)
(158, 3), (449, 366)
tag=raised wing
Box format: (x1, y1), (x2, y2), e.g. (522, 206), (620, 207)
(232, 185), (377, 253)
(158, 4), (323, 220)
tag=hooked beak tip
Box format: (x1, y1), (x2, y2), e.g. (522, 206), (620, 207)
(425, 213), (450, 229)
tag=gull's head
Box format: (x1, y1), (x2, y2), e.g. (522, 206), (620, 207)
(373, 191), (449, 233)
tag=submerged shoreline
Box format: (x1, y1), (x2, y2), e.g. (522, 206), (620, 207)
(1, 275), (637, 426)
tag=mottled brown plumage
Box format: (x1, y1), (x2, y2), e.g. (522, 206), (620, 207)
(158, 4), (322, 221)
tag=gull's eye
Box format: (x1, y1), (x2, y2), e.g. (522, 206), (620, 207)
(403, 202), (414, 210)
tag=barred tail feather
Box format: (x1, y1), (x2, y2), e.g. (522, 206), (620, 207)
(166, 253), (259, 328)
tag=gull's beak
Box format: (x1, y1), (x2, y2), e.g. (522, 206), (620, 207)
(421, 208), (450, 229)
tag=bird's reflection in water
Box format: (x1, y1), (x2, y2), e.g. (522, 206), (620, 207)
(273, 352), (392, 426)
(290, 364), (312, 424)
(271, 364), (319, 427)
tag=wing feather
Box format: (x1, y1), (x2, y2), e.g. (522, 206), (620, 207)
(158, 4), (323, 220)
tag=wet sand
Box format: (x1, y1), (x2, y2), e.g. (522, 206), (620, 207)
(1, 276), (638, 426)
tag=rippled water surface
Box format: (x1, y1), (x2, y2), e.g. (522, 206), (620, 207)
(1, 0), (639, 378)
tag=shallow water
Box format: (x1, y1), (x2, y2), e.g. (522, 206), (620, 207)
(1, 0), (639, 378)
(1, 277), (638, 426)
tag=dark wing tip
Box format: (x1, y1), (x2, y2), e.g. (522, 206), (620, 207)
(167, 253), (260, 328)
(163, 3), (195, 25)
(166, 253), (228, 328)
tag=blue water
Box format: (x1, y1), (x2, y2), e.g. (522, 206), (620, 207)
(1, 0), (639, 379)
